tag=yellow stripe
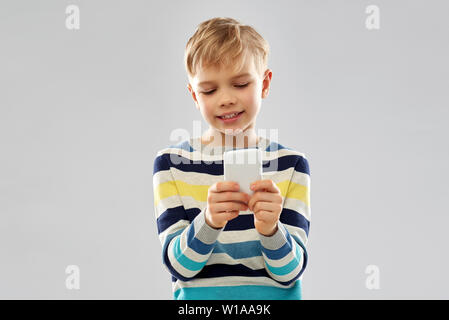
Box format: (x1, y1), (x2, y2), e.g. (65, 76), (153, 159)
(154, 180), (209, 207)
(279, 180), (310, 207)
(155, 179), (309, 208)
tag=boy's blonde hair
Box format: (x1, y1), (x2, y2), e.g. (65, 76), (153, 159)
(184, 17), (270, 80)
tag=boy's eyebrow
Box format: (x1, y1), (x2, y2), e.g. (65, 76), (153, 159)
(197, 73), (251, 87)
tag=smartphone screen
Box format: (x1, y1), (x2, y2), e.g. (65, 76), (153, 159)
(223, 148), (262, 196)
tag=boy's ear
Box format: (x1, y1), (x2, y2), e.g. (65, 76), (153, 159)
(187, 83), (200, 110)
(261, 69), (273, 99)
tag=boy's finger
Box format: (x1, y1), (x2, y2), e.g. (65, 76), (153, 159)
(210, 181), (240, 193)
(213, 202), (248, 213)
(253, 210), (273, 222)
(251, 201), (280, 214)
(222, 211), (240, 221)
(248, 192), (277, 211)
(213, 191), (250, 204)
(250, 179), (279, 193)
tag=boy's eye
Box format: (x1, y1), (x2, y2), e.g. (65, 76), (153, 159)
(202, 83), (249, 95)
(203, 89), (216, 95)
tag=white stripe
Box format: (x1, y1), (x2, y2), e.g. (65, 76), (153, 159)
(155, 195), (185, 219)
(178, 197), (205, 212)
(283, 223), (309, 246)
(283, 197), (311, 222)
(265, 255), (304, 283)
(158, 220), (189, 246)
(170, 166), (221, 186)
(169, 165), (298, 189)
(206, 253), (265, 270)
(217, 228), (260, 243)
(290, 170), (310, 188)
(153, 169), (172, 186)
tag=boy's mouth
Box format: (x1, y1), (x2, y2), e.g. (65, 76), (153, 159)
(217, 111), (244, 121)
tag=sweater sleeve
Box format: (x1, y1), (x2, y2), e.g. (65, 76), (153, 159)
(153, 152), (222, 281)
(258, 155), (311, 285)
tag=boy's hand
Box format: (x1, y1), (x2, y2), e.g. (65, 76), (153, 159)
(248, 179), (283, 236)
(206, 181), (251, 229)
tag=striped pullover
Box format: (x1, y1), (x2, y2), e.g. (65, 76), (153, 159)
(152, 136), (311, 300)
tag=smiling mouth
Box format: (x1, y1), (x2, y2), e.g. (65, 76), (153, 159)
(217, 111), (244, 120)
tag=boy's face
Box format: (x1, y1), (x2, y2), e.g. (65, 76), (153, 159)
(187, 54), (272, 139)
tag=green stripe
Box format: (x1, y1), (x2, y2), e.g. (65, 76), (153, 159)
(265, 243), (301, 276)
(174, 281), (302, 300)
(173, 236), (207, 271)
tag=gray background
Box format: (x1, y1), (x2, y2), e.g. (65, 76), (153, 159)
(1, 0), (448, 299)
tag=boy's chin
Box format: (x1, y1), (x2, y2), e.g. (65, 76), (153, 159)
(219, 127), (246, 136)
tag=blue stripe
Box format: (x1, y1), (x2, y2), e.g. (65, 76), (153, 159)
(186, 219), (216, 255)
(162, 228), (300, 262)
(153, 154), (170, 173)
(260, 230), (293, 260)
(266, 141), (288, 152)
(171, 237), (289, 261)
(265, 243), (301, 276)
(169, 140), (195, 152)
(280, 208), (310, 236)
(212, 240), (261, 259)
(162, 229), (183, 254)
(223, 214), (254, 231)
(156, 206), (200, 234)
(174, 280), (302, 300)
(157, 205), (309, 235)
(162, 229), (193, 282)
(291, 234), (308, 280)
(295, 156), (310, 176)
(197, 263), (268, 279)
(172, 236), (208, 271)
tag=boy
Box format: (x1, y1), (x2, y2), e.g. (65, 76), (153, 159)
(153, 17), (311, 300)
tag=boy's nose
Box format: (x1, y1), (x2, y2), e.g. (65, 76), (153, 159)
(219, 92), (237, 107)
(220, 99), (236, 107)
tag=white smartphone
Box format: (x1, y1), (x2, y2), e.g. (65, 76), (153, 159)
(223, 148), (263, 196)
